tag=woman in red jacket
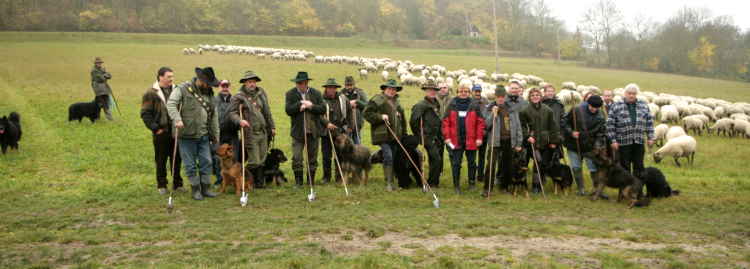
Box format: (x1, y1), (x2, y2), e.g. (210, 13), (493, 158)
(442, 84), (486, 194)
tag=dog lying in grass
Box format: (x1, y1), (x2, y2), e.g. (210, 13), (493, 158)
(263, 148), (288, 186)
(68, 99), (101, 123)
(334, 133), (372, 185)
(0, 112), (21, 154)
(588, 147), (650, 208)
(216, 144), (251, 196)
(639, 167), (680, 198)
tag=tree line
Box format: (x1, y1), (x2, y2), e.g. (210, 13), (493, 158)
(1, 0), (748, 82)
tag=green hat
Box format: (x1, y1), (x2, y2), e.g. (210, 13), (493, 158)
(239, 70), (261, 83)
(291, 71), (312, 83)
(322, 78), (342, 88)
(345, 76), (356, 85)
(380, 79), (403, 92)
(421, 80), (439, 91)
(495, 85), (507, 97)
(94, 57), (103, 64)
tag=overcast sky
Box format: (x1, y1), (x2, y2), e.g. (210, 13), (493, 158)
(546, 0), (750, 32)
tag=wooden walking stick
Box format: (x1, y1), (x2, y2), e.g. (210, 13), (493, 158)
(239, 105), (248, 207)
(385, 118), (439, 208)
(302, 100), (316, 202)
(528, 124), (546, 198)
(485, 110), (497, 199)
(419, 119), (428, 193)
(326, 103), (350, 196)
(166, 126), (179, 213)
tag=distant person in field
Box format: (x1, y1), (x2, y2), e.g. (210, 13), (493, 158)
(91, 57), (114, 121)
(364, 79), (407, 191)
(140, 67), (184, 195)
(341, 76), (367, 145)
(607, 83), (655, 178)
(319, 78), (353, 184)
(229, 71), (275, 189)
(166, 67), (220, 201)
(285, 72), (325, 187)
(410, 80), (444, 188)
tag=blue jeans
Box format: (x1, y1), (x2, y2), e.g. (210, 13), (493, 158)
(567, 150), (597, 172)
(379, 143), (394, 166)
(349, 130), (361, 145)
(451, 148), (477, 184)
(178, 135), (213, 185)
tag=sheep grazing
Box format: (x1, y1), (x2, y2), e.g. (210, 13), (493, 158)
(682, 116), (704, 135)
(654, 124), (669, 147)
(648, 103), (660, 119)
(666, 126), (687, 141)
(359, 69), (368, 80)
(556, 89), (583, 106)
(381, 70), (389, 81)
(660, 105), (680, 124)
(733, 120), (749, 138)
(709, 118), (734, 136)
(653, 135), (697, 167)
(561, 81), (577, 90)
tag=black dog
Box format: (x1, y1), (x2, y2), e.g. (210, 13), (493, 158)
(371, 135), (423, 189)
(639, 167), (680, 198)
(68, 99), (101, 123)
(263, 148), (288, 186)
(507, 149), (530, 197)
(0, 112), (21, 154)
(589, 148), (650, 207)
(541, 150), (573, 195)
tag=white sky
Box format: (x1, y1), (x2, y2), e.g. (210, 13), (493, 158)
(546, 0), (750, 32)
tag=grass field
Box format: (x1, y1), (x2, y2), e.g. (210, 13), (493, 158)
(1, 32), (749, 268)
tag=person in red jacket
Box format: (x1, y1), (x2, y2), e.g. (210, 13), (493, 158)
(442, 84), (486, 194)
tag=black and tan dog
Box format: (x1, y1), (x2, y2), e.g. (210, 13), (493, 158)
(588, 147), (650, 208)
(334, 133), (372, 185)
(508, 149), (530, 197)
(263, 148), (288, 186)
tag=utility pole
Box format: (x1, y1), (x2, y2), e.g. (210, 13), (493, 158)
(556, 25), (561, 63)
(492, 0), (500, 73)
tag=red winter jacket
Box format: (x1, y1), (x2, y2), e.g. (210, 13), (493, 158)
(441, 98), (486, 150)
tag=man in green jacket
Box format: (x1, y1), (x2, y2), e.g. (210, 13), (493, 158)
(91, 57), (114, 121)
(520, 88), (561, 194)
(285, 72), (326, 187)
(320, 78), (353, 183)
(410, 80), (443, 188)
(228, 71), (275, 189)
(341, 76), (367, 145)
(364, 79), (407, 191)
(166, 67), (221, 201)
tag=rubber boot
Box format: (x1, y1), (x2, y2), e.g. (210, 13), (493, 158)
(191, 184), (203, 200)
(322, 166), (331, 184)
(453, 176), (462, 195)
(573, 168), (586, 196)
(294, 171), (303, 187)
(591, 171), (609, 200)
(201, 183), (218, 198)
(384, 165), (394, 191)
(254, 167), (265, 189)
(531, 173), (541, 194)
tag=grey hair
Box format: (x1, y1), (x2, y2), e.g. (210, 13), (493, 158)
(624, 83), (640, 94)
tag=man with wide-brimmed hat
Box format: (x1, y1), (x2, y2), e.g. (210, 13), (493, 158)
(140, 67), (184, 195)
(91, 57), (114, 121)
(341, 76), (368, 145)
(410, 80), (444, 188)
(229, 71), (276, 189)
(285, 71), (326, 187)
(319, 78), (353, 183)
(364, 79), (407, 191)
(167, 67), (221, 200)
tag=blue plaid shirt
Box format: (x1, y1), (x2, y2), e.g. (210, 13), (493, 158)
(606, 100), (655, 145)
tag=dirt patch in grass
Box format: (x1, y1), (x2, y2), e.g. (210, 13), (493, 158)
(309, 230), (728, 258)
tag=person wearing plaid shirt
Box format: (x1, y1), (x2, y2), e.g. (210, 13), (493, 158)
(607, 83), (655, 178)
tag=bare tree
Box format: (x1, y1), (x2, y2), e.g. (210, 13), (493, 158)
(580, 0), (622, 66)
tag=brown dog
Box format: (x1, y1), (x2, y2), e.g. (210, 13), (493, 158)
(216, 144), (252, 196)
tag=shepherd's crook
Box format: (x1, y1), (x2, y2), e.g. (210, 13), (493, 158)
(166, 126), (179, 213)
(385, 119), (439, 208)
(485, 110), (497, 199)
(326, 103), (350, 196)
(239, 105), (248, 207)
(528, 124), (546, 198)
(302, 101), (316, 202)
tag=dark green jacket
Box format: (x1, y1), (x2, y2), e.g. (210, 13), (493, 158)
(91, 66), (112, 96)
(341, 87), (367, 131)
(166, 79), (220, 141)
(285, 87), (326, 140)
(364, 93), (406, 145)
(410, 97), (442, 146)
(520, 102), (561, 149)
(228, 86), (274, 141)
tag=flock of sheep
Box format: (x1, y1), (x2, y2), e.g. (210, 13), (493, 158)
(184, 44), (750, 166)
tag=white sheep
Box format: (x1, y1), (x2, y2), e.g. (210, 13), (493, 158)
(654, 124), (669, 147)
(648, 103), (660, 119)
(556, 89), (582, 106)
(359, 69), (368, 80)
(709, 118), (734, 136)
(653, 135), (697, 167)
(561, 81), (576, 90)
(666, 126), (687, 141)
(682, 117), (704, 135)
(381, 71), (389, 81)
(733, 119), (749, 138)
(660, 105), (680, 124)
